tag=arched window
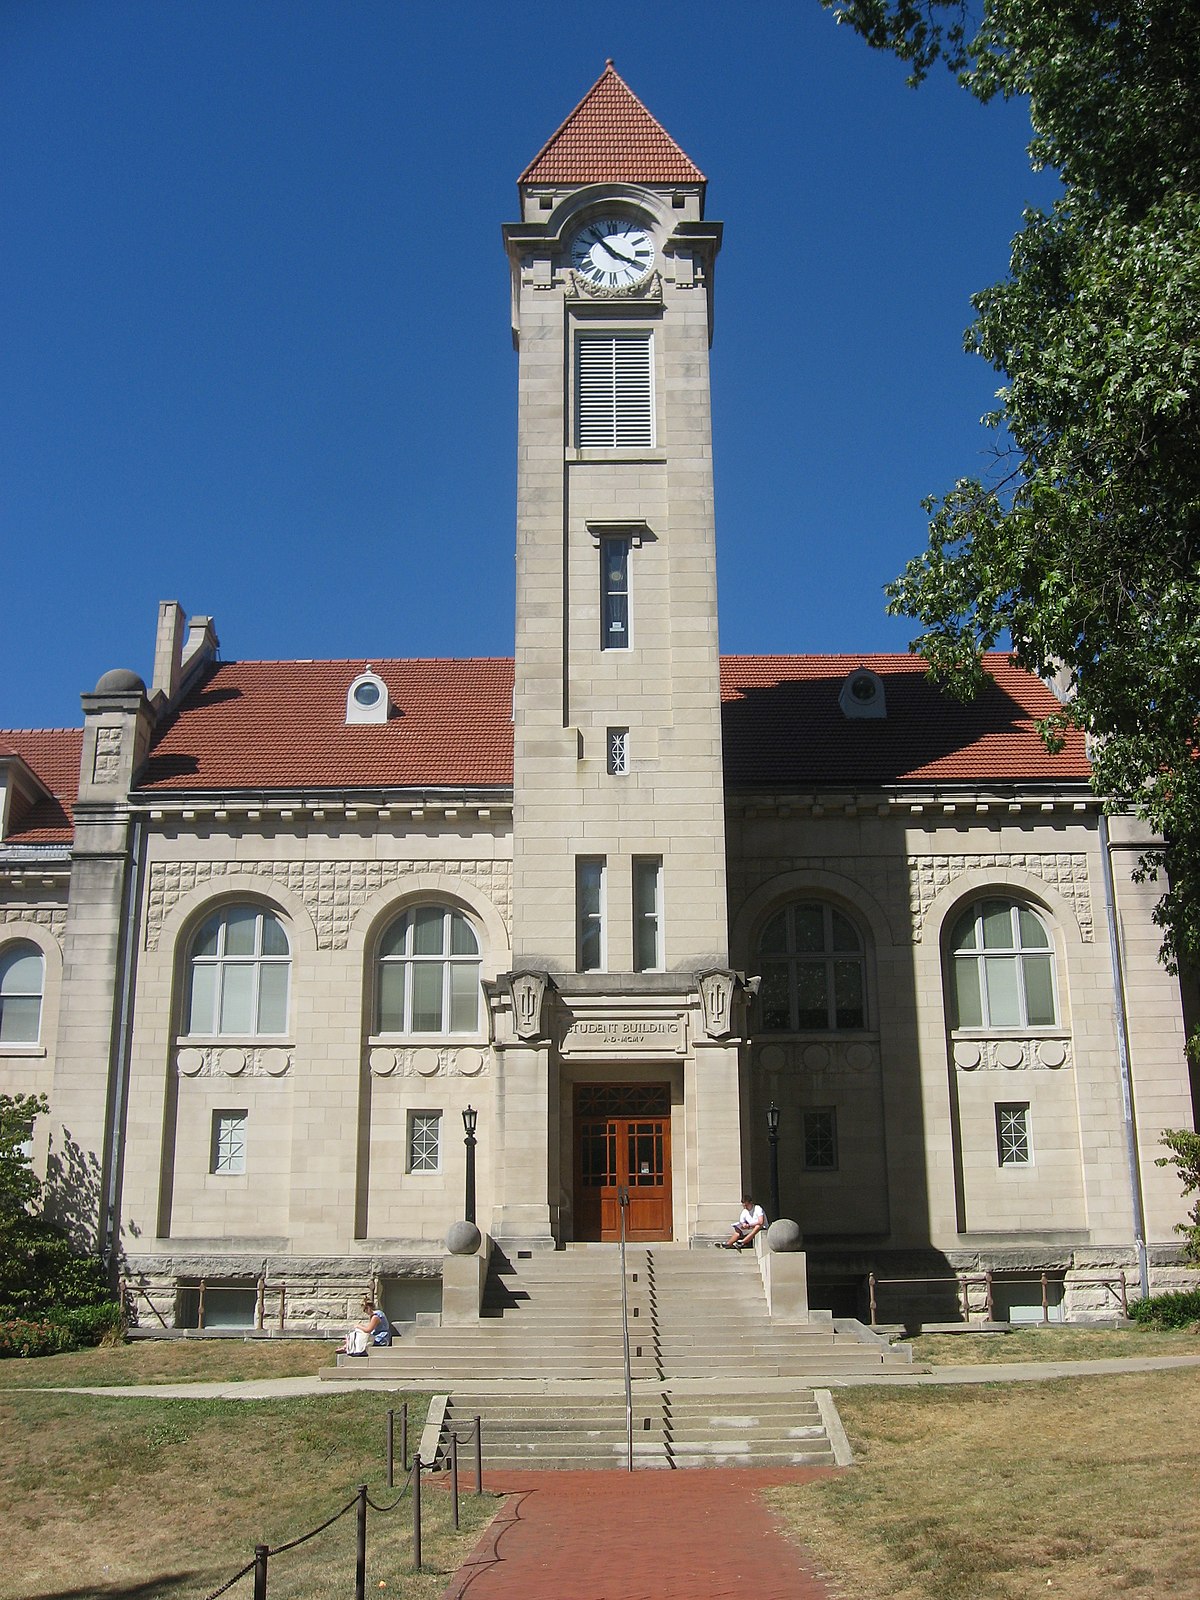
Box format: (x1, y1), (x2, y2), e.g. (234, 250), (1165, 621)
(0, 942), (44, 1043)
(184, 906), (290, 1036)
(757, 903), (866, 1032)
(949, 899), (1057, 1028)
(378, 905), (480, 1034)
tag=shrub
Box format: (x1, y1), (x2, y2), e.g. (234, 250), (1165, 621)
(1127, 1289), (1200, 1330)
(0, 1301), (124, 1359)
(0, 1318), (77, 1359)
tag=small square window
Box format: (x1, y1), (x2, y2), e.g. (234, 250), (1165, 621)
(409, 1111), (441, 1174)
(996, 1103), (1031, 1166)
(607, 728), (629, 775)
(211, 1112), (247, 1175)
(802, 1108), (838, 1171)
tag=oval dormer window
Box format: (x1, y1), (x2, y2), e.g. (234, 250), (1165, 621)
(346, 668), (390, 725)
(838, 666), (886, 720)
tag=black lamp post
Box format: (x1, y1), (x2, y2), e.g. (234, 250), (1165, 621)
(462, 1105), (478, 1225)
(766, 1102), (781, 1222)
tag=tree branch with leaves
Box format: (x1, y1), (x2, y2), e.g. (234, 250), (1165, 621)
(819, 0), (1200, 988)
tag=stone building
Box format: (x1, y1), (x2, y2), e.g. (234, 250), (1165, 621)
(1, 66), (1195, 1332)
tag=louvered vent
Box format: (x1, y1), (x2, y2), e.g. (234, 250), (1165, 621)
(575, 332), (654, 448)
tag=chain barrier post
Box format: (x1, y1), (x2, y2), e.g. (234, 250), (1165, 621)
(253, 1543), (268, 1600)
(474, 1414), (483, 1493)
(401, 1401), (409, 1472)
(450, 1430), (460, 1530)
(412, 1454), (422, 1572)
(355, 1483), (367, 1600)
(386, 1408), (394, 1488)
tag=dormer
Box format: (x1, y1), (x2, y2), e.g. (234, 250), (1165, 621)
(0, 751), (50, 841)
(839, 666), (887, 721)
(346, 667), (391, 725)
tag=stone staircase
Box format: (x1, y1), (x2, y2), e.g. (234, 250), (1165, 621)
(439, 1386), (840, 1470)
(322, 1244), (916, 1467)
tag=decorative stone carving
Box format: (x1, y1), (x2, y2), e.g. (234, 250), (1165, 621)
(755, 1039), (880, 1076)
(732, 851), (1094, 947)
(174, 1045), (293, 1078)
(952, 1035), (1073, 1072)
(0, 906), (67, 941)
(697, 970), (737, 1039)
(366, 1045), (492, 1079)
(908, 853), (1093, 942)
(145, 858), (513, 951)
(509, 970), (551, 1040)
(92, 726), (122, 784)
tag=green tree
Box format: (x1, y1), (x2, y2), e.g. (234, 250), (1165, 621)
(818, 0), (1200, 976)
(1157, 1129), (1200, 1262)
(0, 1092), (48, 1228)
(0, 1093), (116, 1338)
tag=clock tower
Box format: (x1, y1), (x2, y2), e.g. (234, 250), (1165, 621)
(494, 64), (748, 1245)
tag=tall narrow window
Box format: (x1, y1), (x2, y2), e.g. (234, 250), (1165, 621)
(950, 900), (1057, 1028)
(378, 906), (480, 1035)
(996, 1103), (1031, 1166)
(0, 942), (44, 1043)
(577, 858), (606, 972)
(607, 728), (629, 775)
(408, 1111), (441, 1174)
(185, 907), (290, 1037)
(211, 1111), (247, 1175)
(600, 538), (631, 649)
(633, 858), (663, 971)
(575, 331), (654, 448)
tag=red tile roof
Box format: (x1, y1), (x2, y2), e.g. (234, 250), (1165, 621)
(0, 730), (82, 842)
(139, 659), (516, 792)
(133, 652), (1087, 800)
(720, 654), (1090, 785)
(520, 63), (705, 186)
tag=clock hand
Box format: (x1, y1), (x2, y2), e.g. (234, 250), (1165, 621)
(600, 239), (640, 267)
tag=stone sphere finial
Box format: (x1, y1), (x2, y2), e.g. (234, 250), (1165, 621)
(94, 667), (146, 695)
(445, 1220), (482, 1255)
(766, 1218), (803, 1253)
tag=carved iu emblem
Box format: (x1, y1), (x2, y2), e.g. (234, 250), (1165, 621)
(510, 971), (550, 1041)
(698, 970), (737, 1040)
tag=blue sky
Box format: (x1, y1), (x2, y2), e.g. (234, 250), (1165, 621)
(2, 1), (1054, 729)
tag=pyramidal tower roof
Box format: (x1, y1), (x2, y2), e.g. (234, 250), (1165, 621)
(520, 62), (705, 186)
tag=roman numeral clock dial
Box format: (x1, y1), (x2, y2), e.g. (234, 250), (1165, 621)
(569, 218), (656, 291)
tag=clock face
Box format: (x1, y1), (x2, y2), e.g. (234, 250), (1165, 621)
(570, 218), (656, 290)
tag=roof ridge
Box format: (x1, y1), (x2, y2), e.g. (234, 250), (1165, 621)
(519, 61), (705, 186)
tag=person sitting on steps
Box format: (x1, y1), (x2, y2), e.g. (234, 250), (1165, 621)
(717, 1195), (766, 1250)
(341, 1295), (392, 1355)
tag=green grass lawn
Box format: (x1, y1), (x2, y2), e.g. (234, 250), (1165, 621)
(905, 1323), (1200, 1364)
(0, 1336), (337, 1388)
(3, 1386), (499, 1600)
(769, 1369), (1200, 1600)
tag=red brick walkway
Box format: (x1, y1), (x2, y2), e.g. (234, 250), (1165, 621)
(441, 1468), (842, 1600)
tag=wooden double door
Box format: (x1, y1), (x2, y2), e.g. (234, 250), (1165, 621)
(573, 1083), (672, 1242)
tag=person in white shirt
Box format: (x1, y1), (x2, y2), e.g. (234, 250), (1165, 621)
(718, 1195), (766, 1250)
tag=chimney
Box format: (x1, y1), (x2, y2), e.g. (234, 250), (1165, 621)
(180, 615), (220, 684)
(151, 601), (186, 706)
